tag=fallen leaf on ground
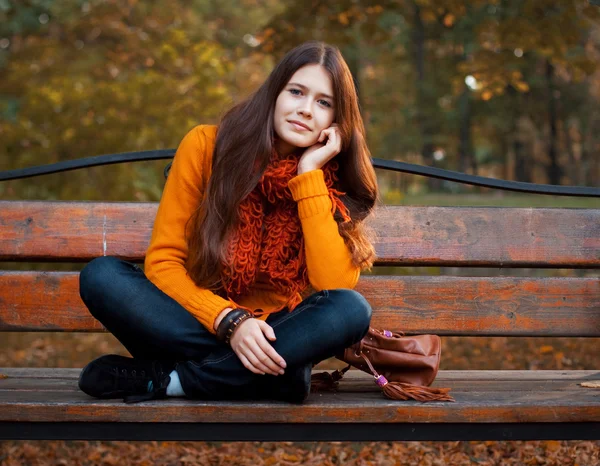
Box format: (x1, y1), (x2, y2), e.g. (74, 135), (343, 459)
(580, 381), (600, 388)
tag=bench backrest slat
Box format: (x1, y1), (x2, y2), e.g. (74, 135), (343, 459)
(1, 272), (597, 336)
(1, 201), (598, 268)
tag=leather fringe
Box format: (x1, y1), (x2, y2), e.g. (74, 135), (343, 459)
(310, 360), (455, 403)
(380, 381), (455, 402)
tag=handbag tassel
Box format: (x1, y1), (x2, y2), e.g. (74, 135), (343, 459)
(376, 378), (455, 402)
(310, 356), (455, 403)
(360, 353), (455, 402)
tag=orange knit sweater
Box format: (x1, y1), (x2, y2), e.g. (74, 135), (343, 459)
(144, 125), (361, 335)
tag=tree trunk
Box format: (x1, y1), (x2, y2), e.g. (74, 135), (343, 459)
(583, 112), (600, 186)
(458, 85), (474, 175)
(513, 115), (532, 183)
(514, 139), (529, 182)
(507, 86), (532, 183)
(563, 118), (581, 186)
(341, 29), (361, 110)
(545, 59), (562, 185)
(412, 1), (439, 191)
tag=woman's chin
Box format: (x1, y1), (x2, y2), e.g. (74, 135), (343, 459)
(275, 132), (317, 155)
(284, 133), (317, 148)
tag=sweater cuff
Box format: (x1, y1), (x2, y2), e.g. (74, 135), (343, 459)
(186, 294), (234, 334)
(288, 169), (329, 200)
(185, 294), (253, 335)
(288, 169), (333, 219)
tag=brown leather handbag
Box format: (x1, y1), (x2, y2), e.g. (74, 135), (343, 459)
(311, 327), (455, 402)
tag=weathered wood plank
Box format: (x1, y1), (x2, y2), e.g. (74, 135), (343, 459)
(2, 368), (597, 381)
(1, 202), (598, 267)
(1, 273), (598, 335)
(0, 202), (154, 262)
(0, 370), (598, 423)
(2, 370), (597, 424)
(1, 372), (596, 393)
(0, 272), (104, 332)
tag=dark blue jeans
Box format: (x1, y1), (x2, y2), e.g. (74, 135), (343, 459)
(79, 256), (372, 399)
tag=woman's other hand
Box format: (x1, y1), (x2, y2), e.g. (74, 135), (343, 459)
(297, 123), (342, 174)
(230, 318), (287, 376)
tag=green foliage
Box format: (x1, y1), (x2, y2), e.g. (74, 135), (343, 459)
(1, 0), (599, 202)
(258, 0), (600, 188)
(0, 0), (280, 201)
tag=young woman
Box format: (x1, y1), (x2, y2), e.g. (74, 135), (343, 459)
(78, 41), (379, 404)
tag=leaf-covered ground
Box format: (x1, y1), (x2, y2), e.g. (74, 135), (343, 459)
(1, 333), (599, 465)
(2, 439), (599, 465)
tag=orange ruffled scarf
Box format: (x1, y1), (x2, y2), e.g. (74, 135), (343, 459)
(221, 148), (352, 312)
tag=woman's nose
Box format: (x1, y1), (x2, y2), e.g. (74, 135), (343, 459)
(297, 106), (312, 118)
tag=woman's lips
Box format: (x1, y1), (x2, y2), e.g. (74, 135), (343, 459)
(288, 121), (310, 131)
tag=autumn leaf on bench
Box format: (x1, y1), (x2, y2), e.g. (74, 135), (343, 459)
(580, 381), (600, 388)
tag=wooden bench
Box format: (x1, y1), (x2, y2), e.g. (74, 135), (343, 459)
(0, 200), (598, 441)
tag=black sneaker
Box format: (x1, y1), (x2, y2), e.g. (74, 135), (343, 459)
(78, 354), (176, 404)
(254, 362), (312, 403)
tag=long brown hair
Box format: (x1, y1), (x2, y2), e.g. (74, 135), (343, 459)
(186, 41), (379, 292)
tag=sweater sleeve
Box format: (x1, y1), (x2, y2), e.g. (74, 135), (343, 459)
(144, 125), (249, 334)
(287, 169), (360, 290)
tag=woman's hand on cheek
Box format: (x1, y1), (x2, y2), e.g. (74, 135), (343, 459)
(297, 124), (341, 174)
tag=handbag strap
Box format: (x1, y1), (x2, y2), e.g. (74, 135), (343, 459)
(358, 353), (387, 384)
(310, 352), (379, 391)
(310, 364), (351, 391)
(309, 345), (455, 403)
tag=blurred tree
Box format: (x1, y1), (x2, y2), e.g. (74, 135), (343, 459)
(0, 0), (281, 201)
(457, 0), (599, 184)
(1, 0), (598, 205)
(256, 0), (599, 189)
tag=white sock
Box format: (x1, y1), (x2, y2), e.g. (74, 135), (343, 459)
(166, 369), (186, 397)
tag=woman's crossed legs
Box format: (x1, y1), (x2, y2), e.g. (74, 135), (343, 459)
(79, 256), (371, 399)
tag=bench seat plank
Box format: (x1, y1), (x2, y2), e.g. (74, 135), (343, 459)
(1, 372), (596, 392)
(2, 272), (598, 336)
(1, 201), (598, 268)
(1, 369), (598, 424)
(3, 367), (599, 380)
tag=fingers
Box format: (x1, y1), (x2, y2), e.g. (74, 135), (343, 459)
(231, 320), (287, 376)
(245, 348), (284, 376)
(236, 342), (274, 375)
(256, 338), (286, 372)
(256, 320), (277, 341)
(318, 127), (334, 143)
(256, 320), (287, 369)
(318, 126), (341, 153)
(237, 352), (265, 375)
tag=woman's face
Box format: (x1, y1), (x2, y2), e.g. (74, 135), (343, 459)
(273, 64), (336, 156)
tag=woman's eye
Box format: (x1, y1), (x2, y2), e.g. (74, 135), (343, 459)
(288, 89), (331, 107)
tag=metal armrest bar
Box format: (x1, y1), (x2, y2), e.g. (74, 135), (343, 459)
(0, 150), (598, 197)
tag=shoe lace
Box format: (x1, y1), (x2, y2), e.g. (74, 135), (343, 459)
(115, 367), (147, 393)
(122, 362), (171, 404)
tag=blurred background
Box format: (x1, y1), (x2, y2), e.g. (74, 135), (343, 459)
(1, 1), (599, 463)
(1, 0), (599, 203)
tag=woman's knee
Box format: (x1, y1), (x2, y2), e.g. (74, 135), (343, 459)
(326, 288), (372, 335)
(79, 256), (126, 304)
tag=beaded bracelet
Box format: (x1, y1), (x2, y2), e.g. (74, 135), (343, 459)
(216, 309), (252, 344)
(216, 309), (247, 341)
(224, 312), (254, 345)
